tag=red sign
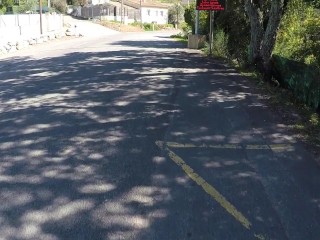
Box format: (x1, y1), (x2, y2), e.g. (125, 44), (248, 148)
(196, 0), (225, 11)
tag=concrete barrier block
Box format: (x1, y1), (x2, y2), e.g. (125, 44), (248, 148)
(3, 44), (11, 51)
(48, 32), (55, 40)
(8, 46), (17, 53)
(42, 35), (49, 42)
(55, 32), (62, 39)
(188, 34), (206, 49)
(0, 45), (8, 55)
(36, 37), (44, 44)
(28, 39), (37, 45)
(16, 40), (29, 50)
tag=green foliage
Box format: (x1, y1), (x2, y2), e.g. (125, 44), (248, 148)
(272, 55), (320, 109)
(274, 0), (320, 67)
(141, 23), (171, 31)
(170, 32), (188, 43)
(0, 0), (13, 13)
(305, 0), (320, 8)
(130, 21), (141, 27)
(212, 28), (229, 58)
(16, 0), (37, 13)
(215, 1), (250, 65)
(183, 4), (195, 33)
(168, 3), (184, 26)
(179, 21), (191, 35)
(272, 0), (320, 109)
(69, 0), (86, 6)
(0, 6), (6, 14)
(51, 0), (66, 13)
(184, 3), (209, 35)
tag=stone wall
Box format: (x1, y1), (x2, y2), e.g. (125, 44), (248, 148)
(0, 13), (65, 55)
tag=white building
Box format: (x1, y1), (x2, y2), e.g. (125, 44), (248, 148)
(123, 0), (169, 24)
(89, 0), (110, 5)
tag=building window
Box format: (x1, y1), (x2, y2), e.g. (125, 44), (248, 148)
(147, 9), (150, 16)
(156, 10), (158, 16)
(160, 11), (163, 16)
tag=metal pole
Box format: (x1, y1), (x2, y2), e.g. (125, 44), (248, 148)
(140, 0), (142, 28)
(212, 11), (215, 54)
(209, 11), (212, 55)
(39, 0), (43, 35)
(121, 0), (123, 23)
(195, 10), (199, 34)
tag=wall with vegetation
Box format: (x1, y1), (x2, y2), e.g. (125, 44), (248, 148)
(183, 0), (320, 110)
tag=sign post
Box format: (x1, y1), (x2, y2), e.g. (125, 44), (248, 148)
(209, 11), (214, 55)
(196, 0), (225, 11)
(195, 10), (199, 34)
(195, 0), (225, 55)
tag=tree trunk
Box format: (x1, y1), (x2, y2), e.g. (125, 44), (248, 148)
(244, 0), (263, 65)
(261, 0), (285, 81)
(245, 0), (284, 81)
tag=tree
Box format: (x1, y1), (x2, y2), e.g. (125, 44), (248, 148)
(215, 0), (250, 65)
(17, 0), (37, 13)
(52, 0), (66, 12)
(244, 0), (286, 81)
(168, 3), (184, 28)
(274, 0), (320, 66)
(184, 3), (210, 35)
(0, 0), (14, 13)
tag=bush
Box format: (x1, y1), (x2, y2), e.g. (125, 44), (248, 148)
(51, 0), (66, 13)
(180, 21), (191, 36)
(274, 0), (320, 67)
(212, 28), (229, 58)
(184, 3), (209, 35)
(272, 0), (320, 110)
(272, 55), (320, 109)
(142, 23), (158, 31)
(16, 0), (37, 13)
(215, 2), (250, 66)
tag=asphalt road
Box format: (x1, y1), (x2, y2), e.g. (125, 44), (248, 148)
(0, 30), (320, 240)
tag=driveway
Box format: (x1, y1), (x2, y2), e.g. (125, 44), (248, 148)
(63, 16), (119, 37)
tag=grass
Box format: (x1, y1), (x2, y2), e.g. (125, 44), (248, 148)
(170, 33), (188, 44)
(99, 21), (143, 32)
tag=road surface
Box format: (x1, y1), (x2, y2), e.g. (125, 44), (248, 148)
(0, 29), (320, 240)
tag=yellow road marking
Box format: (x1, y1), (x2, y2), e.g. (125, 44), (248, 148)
(156, 140), (274, 239)
(165, 141), (242, 149)
(164, 141), (294, 152)
(156, 141), (252, 230)
(269, 144), (295, 152)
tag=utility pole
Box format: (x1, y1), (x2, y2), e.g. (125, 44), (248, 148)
(209, 10), (214, 56)
(140, 0), (142, 28)
(39, 0), (43, 35)
(121, 0), (124, 24)
(195, 10), (199, 34)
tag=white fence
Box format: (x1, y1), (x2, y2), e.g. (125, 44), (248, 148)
(0, 14), (64, 42)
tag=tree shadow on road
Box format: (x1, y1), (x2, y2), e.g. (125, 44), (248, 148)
(0, 37), (319, 239)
